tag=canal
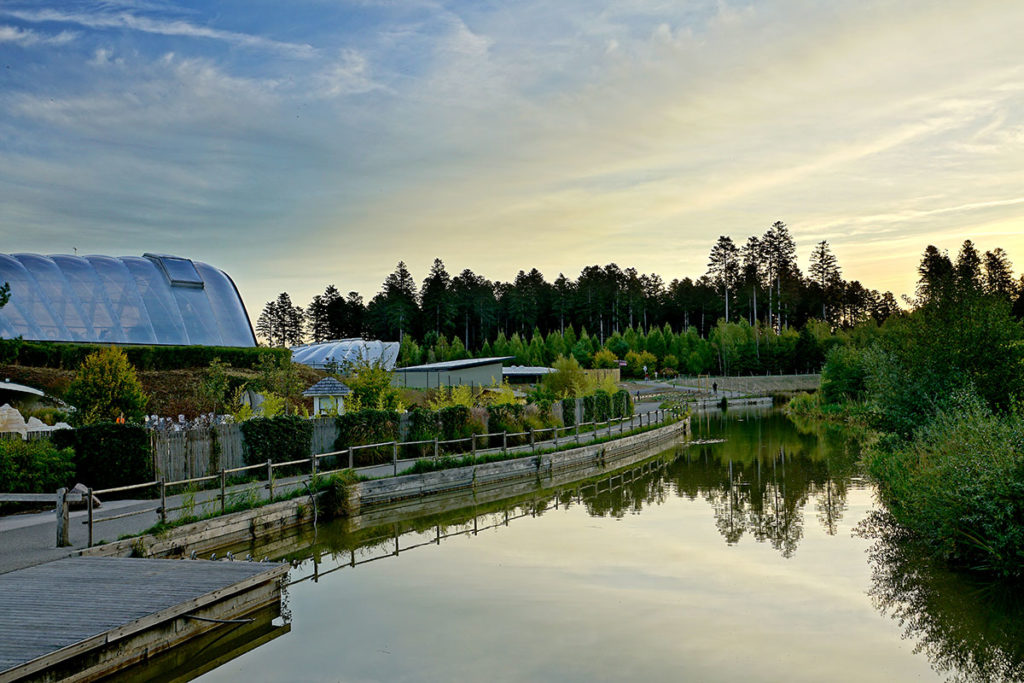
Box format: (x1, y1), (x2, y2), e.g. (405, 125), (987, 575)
(142, 407), (1022, 682)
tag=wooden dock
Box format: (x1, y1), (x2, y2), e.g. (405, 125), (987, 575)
(0, 556), (289, 682)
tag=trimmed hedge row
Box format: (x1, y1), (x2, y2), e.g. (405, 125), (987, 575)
(2, 340), (289, 371)
(52, 423), (152, 491)
(239, 415), (312, 467)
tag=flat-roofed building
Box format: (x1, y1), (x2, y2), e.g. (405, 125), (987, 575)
(392, 357), (513, 389)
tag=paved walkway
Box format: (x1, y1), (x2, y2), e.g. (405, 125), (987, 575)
(1, 404), (670, 574)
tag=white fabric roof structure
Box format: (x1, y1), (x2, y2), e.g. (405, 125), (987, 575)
(290, 339), (399, 370)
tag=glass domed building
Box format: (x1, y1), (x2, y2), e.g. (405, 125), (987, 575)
(0, 253), (256, 346)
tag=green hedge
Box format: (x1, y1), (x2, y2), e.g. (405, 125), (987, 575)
(52, 423), (152, 491)
(613, 390), (633, 418)
(334, 409), (401, 464)
(594, 390), (612, 422)
(486, 404), (526, 445)
(6, 341), (289, 371)
(405, 408), (440, 458)
(582, 395), (596, 424)
(239, 415), (313, 467)
(560, 397), (577, 429)
(440, 405), (476, 452)
(0, 438), (75, 493)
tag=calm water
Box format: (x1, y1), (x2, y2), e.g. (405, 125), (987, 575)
(186, 408), (1021, 683)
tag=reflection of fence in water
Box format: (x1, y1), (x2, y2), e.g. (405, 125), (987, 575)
(287, 457), (672, 588)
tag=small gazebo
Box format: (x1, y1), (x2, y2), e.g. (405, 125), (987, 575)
(303, 377), (352, 416)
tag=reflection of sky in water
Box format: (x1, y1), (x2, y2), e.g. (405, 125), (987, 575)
(198, 419), (939, 682)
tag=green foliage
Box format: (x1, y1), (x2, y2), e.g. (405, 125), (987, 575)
(239, 415), (313, 466)
(623, 350), (657, 378)
(612, 390), (633, 418)
(334, 409), (401, 463)
(9, 341), (289, 371)
(543, 355), (591, 397)
(593, 390), (612, 422)
(560, 397), (577, 428)
(820, 345), (871, 405)
(0, 438), (75, 493)
(865, 393), (1024, 578)
(52, 423), (151, 490)
(65, 347), (148, 426)
(592, 348), (619, 369)
(344, 360), (403, 411)
(486, 403), (524, 434)
(254, 355), (305, 414)
(194, 358), (232, 414)
(582, 394), (596, 423)
(439, 405), (474, 444)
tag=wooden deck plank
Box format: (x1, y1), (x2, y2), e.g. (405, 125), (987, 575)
(0, 556), (286, 678)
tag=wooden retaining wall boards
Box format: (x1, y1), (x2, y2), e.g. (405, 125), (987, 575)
(343, 418), (689, 516)
(0, 557), (288, 683)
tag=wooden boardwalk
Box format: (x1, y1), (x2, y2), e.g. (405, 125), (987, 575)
(0, 556), (288, 682)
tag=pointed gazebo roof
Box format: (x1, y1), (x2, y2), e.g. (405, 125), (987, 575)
(302, 377), (352, 397)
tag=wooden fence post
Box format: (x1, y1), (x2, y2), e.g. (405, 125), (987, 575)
(530, 429), (535, 453)
(434, 437), (439, 461)
(55, 488), (69, 547)
(393, 442), (398, 476)
(86, 488), (94, 548)
(471, 434), (477, 457)
(266, 460), (274, 500)
(220, 469), (226, 514)
(159, 480), (167, 524)
(502, 431), (507, 455)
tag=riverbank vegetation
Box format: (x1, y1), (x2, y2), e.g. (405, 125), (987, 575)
(788, 240), (1024, 578)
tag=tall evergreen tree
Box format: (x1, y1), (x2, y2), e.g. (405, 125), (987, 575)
(420, 258), (456, 337)
(707, 235), (740, 322)
(808, 240), (842, 321)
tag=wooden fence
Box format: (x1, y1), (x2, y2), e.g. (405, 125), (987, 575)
(150, 417), (342, 481)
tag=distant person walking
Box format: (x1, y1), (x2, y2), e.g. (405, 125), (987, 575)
(712, 382), (718, 395)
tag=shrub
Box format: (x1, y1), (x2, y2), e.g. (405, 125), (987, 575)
(487, 403), (526, 444)
(0, 438), (75, 493)
(582, 395), (596, 423)
(592, 348), (619, 369)
(820, 345), (870, 405)
(334, 409), (400, 464)
(865, 393), (1024, 578)
(612, 390), (633, 418)
(439, 405), (474, 451)
(593, 390), (612, 422)
(543, 355), (591, 397)
(52, 423), (152, 490)
(560, 397), (577, 429)
(239, 415), (313, 466)
(406, 408), (440, 457)
(65, 347), (148, 425)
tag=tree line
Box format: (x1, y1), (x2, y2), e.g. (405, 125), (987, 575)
(256, 224), (1024, 372)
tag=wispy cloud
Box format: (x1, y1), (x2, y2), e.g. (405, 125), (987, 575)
(0, 24), (76, 46)
(3, 8), (314, 56)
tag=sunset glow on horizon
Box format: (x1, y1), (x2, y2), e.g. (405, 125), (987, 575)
(3, 1), (1023, 311)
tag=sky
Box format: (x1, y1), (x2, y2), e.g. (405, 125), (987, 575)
(2, 0), (1024, 316)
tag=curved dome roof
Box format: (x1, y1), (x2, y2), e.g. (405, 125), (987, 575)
(0, 253), (256, 347)
(291, 339), (399, 370)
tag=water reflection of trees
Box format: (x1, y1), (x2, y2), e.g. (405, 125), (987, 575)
(861, 512), (1024, 683)
(588, 410), (862, 557)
